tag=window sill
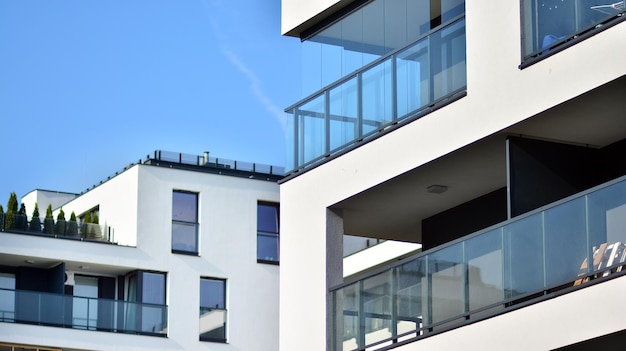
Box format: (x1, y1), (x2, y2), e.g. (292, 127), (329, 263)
(199, 337), (227, 343)
(257, 259), (279, 265)
(172, 249), (199, 256)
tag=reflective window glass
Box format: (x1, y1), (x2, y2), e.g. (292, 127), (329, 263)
(200, 278), (226, 342)
(172, 191), (198, 254)
(258, 202), (279, 263)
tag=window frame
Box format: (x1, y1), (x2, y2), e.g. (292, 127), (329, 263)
(171, 190), (199, 255)
(199, 277), (227, 343)
(257, 201), (280, 265)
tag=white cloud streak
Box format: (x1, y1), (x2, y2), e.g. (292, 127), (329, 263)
(200, 0), (287, 133)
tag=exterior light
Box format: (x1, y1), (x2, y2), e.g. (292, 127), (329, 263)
(427, 184), (448, 194)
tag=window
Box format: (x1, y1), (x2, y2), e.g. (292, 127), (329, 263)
(125, 271), (167, 334)
(172, 191), (199, 254)
(199, 278), (226, 342)
(521, 0), (625, 61)
(257, 202), (279, 264)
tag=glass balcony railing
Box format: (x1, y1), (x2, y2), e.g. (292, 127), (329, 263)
(286, 16), (466, 174)
(331, 176), (626, 351)
(0, 288), (167, 336)
(0, 214), (115, 244)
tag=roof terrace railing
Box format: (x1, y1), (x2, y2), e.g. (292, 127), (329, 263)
(149, 150), (285, 177)
(332, 175), (626, 351)
(0, 214), (116, 245)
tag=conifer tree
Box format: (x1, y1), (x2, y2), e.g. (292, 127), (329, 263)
(43, 204), (54, 234)
(5, 192), (18, 229)
(30, 203), (41, 232)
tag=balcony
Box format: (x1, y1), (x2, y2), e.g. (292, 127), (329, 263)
(285, 16), (467, 175)
(0, 213), (116, 244)
(331, 175), (626, 351)
(0, 288), (167, 336)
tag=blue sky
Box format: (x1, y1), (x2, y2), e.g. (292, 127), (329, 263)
(0, 0), (301, 204)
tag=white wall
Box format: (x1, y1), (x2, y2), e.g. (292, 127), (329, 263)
(20, 190), (77, 217)
(279, 1), (626, 350)
(281, 0), (341, 35)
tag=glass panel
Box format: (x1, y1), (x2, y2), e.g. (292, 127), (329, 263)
(200, 278), (225, 309)
(362, 271), (392, 347)
(329, 77), (358, 151)
(73, 276), (98, 329)
(361, 0), (386, 63)
(0, 274), (15, 321)
(396, 38), (429, 117)
(258, 233), (279, 262)
(504, 213), (544, 299)
(428, 243), (464, 324)
(362, 58), (393, 134)
(297, 94), (326, 165)
(544, 197), (587, 286)
(258, 203), (279, 233)
(301, 39), (322, 97)
(320, 22), (344, 88)
(431, 18), (466, 100)
(286, 109), (296, 172)
(172, 191), (197, 222)
(587, 180), (626, 276)
(384, 0), (408, 53)
(395, 257), (426, 339)
(142, 272), (166, 305)
(172, 222), (198, 253)
(142, 304), (166, 333)
(335, 283), (359, 351)
(200, 306), (227, 341)
(465, 229), (504, 311)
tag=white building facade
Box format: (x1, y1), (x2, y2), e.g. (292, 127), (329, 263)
(280, 1), (626, 350)
(0, 150), (282, 351)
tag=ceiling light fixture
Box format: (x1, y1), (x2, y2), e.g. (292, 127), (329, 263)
(426, 184), (448, 194)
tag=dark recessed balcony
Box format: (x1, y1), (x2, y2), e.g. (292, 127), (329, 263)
(332, 175), (626, 351)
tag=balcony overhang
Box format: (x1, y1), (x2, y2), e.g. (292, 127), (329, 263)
(330, 75), (626, 244)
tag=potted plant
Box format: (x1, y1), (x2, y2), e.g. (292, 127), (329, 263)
(82, 212), (102, 240)
(43, 204), (55, 234)
(81, 211), (91, 238)
(92, 213), (102, 239)
(5, 192), (18, 230)
(17, 203), (28, 231)
(0, 204), (4, 231)
(66, 211), (79, 238)
(55, 208), (66, 235)
(29, 203), (41, 232)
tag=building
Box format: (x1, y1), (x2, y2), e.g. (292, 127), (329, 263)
(0, 150), (282, 351)
(280, 1), (626, 350)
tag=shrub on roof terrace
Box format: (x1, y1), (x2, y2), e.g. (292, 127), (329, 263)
(17, 203), (28, 231)
(43, 204), (54, 234)
(29, 202), (41, 232)
(55, 208), (66, 235)
(0, 205), (4, 231)
(5, 192), (18, 230)
(66, 211), (79, 237)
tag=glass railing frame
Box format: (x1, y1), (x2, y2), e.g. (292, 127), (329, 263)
(285, 15), (467, 176)
(0, 214), (116, 245)
(0, 288), (168, 336)
(331, 174), (626, 351)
